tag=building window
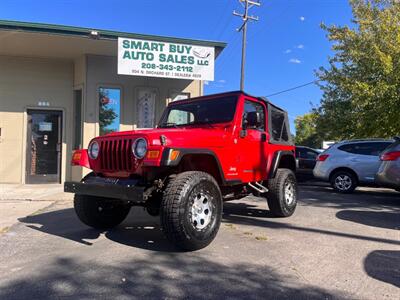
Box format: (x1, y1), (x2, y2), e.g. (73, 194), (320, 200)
(99, 87), (121, 135)
(73, 89), (82, 150)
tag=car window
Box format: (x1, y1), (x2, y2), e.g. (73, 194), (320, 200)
(306, 150), (318, 160)
(270, 109), (289, 142)
(242, 100), (265, 131)
(339, 142), (392, 156)
(296, 148), (305, 158)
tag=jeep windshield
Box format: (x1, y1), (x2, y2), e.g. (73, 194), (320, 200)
(158, 96), (238, 128)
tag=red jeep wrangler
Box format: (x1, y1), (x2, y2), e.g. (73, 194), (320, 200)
(65, 91), (297, 250)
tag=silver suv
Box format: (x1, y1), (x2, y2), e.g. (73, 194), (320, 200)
(313, 139), (393, 193)
(375, 137), (400, 191)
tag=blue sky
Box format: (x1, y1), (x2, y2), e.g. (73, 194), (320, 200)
(1, 0), (353, 132)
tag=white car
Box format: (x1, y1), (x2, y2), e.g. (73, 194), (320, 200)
(313, 139), (393, 193)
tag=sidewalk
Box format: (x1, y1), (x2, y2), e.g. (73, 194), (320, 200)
(0, 184), (73, 234)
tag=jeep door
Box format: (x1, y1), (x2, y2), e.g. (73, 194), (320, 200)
(237, 98), (268, 182)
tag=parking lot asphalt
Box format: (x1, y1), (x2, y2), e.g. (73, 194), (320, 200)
(0, 183), (399, 300)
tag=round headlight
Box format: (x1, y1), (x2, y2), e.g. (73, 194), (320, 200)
(88, 141), (99, 159)
(132, 138), (147, 159)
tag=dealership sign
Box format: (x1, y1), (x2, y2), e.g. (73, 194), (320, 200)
(118, 37), (214, 81)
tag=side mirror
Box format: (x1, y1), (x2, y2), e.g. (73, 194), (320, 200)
(244, 111), (261, 129)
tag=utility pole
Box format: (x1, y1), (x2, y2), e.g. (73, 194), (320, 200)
(233, 0), (260, 91)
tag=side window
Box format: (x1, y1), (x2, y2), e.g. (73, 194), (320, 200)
(339, 142), (391, 156)
(362, 142), (391, 156)
(270, 109), (289, 142)
(242, 100), (265, 131)
(306, 150), (318, 160)
(338, 144), (355, 153)
(296, 148), (307, 158)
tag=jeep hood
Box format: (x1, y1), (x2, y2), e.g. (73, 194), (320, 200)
(97, 126), (233, 148)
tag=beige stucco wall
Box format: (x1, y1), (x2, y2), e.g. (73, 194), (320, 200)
(0, 54), (203, 184)
(0, 56), (74, 183)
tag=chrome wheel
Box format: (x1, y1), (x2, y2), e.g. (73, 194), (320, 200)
(191, 192), (212, 230)
(335, 175), (352, 191)
(284, 180), (295, 205)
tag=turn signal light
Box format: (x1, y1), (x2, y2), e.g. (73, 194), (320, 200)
(72, 151), (82, 161)
(380, 151), (400, 161)
(147, 150), (160, 159)
(169, 149), (180, 161)
(317, 154), (330, 162)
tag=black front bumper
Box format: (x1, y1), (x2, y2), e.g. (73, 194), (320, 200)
(64, 176), (145, 202)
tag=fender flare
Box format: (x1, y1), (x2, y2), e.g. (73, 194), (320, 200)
(268, 150), (296, 179)
(160, 148), (237, 185)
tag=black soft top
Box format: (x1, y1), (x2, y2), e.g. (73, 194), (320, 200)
(169, 90), (287, 113)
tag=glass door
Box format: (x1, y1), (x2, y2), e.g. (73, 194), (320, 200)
(26, 110), (62, 184)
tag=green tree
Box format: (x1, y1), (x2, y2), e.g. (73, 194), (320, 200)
(316, 0), (400, 139)
(294, 112), (323, 148)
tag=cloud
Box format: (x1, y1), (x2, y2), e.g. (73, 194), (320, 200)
(284, 49), (292, 54)
(217, 79), (226, 84)
(300, 16), (305, 21)
(204, 81), (209, 85)
(296, 44), (304, 49)
(289, 58), (301, 64)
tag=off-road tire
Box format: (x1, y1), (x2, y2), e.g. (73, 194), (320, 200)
(160, 171), (222, 251)
(266, 168), (297, 217)
(330, 170), (357, 194)
(74, 195), (131, 229)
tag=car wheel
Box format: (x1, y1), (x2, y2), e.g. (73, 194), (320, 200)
(266, 168), (298, 217)
(160, 171), (222, 251)
(330, 171), (357, 193)
(74, 195), (131, 229)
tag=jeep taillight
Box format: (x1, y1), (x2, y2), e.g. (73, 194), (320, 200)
(380, 151), (400, 161)
(317, 154), (329, 162)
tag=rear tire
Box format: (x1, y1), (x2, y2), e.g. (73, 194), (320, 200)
(266, 168), (298, 217)
(160, 171), (222, 251)
(330, 171), (357, 193)
(74, 195), (131, 229)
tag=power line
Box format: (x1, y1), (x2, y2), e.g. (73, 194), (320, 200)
(265, 80), (320, 97)
(233, 0), (260, 90)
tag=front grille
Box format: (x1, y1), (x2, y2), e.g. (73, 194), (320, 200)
(100, 139), (134, 171)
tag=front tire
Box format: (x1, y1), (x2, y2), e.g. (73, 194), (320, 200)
(74, 195), (131, 229)
(160, 171), (222, 251)
(266, 168), (298, 217)
(330, 171), (357, 193)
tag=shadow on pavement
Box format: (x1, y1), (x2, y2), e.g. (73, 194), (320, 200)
(222, 202), (400, 246)
(364, 250), (400, 288)
(299, 184), (400, 211)
(336, 210), (400, 230)
(18, 196), (400, 252)
(19, 207), (179, 252)
(19, 209), (103, 246)
(0, 253), (343, 299)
